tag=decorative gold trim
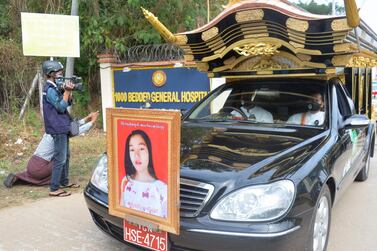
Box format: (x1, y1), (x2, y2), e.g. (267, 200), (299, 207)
(142, 7), (176, 43)
(344, 0), (360, 28)
(358, 71), (364, 113)
(214, 51), (325, 73)
(333, 43), (354, 52)
(244, 33), (269, 39)
(175, 35), (188, 45)
(208, 155), (222, 162)
(235, 9), (264, 22)
(287, 32), (306, 43)
(233, 56), (288, 71)
(331, 55), (353, 66)
(348, 56), (369, 67)
(331, 18), (351, 31)
(289, 41), (305, 48)
(202, 37), (322, 62)
(220, 73), (320, 79)
(214, 46), (226, 55)
(233, 42), (281, 57)
(297, 54), (312, 61)
(223, 56), (236, 65)
(196, 62), (209, 72)
(202, 27), (219, 41)
(325, 68), (336, 74)
(286, 18), (309, 32)
(184, 55), (194, 61)
(332, 55), (377, 67)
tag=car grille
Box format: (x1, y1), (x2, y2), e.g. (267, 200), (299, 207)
(180, 178), (214, 217)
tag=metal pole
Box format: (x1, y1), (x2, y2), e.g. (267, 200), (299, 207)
(207, 0), (210, 23)
(332, 0), (336, 15)
(65, 0), (79, 78)
(66, 0), (79, 113)
(38, 71), (44, 119)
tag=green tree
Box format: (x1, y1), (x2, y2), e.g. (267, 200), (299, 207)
(76, 0), (226, 112)
(292, 0), (345, 15)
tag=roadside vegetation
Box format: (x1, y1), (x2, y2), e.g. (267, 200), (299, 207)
(0, 109), (106, 209)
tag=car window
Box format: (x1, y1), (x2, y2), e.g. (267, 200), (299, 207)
(335, 84), (353, 117)
(187, 81), (327, 127)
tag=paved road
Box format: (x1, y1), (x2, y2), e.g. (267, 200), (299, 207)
(0, 156), (376, 251)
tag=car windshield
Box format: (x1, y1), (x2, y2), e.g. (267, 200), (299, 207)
(187, 80), (327, 127)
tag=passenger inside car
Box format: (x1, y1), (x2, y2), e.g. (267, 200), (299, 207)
(188, 81), (327, 127)
(286, 92), (325, 126)
(230, 92), (273, 122)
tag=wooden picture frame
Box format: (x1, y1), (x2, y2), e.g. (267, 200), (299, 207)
(107, 108), (181, 235)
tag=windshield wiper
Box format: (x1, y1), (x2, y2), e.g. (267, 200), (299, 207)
(199, 119), (230, 122)
(235, 120), (259, 124)
(235, 120), (287, 127)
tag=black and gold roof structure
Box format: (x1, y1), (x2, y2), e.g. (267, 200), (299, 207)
(143, 0), (377, 78)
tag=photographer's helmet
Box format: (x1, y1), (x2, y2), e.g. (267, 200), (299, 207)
(42, 60), (64, 76)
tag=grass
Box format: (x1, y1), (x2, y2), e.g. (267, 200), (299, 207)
(0, 111), (106, 209)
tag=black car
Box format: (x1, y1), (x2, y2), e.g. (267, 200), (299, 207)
(85, 78), (375, 251)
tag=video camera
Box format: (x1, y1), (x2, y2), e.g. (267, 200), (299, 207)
(56, 76), (84, 92)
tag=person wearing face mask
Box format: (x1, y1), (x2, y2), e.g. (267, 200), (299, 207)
(231, 93), (273, 123)
(287, 92), (325, 126)
(42, 60), (76, 197)
(120, 130), (167, 218)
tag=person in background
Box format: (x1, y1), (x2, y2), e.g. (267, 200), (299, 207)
(3, 111), (99, 188)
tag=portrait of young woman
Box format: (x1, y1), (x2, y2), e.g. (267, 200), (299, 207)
(107, 108), (180, 234)
(120, 129), (167, 218)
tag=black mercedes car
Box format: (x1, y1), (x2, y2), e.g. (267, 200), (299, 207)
(85, 78), (375, 251)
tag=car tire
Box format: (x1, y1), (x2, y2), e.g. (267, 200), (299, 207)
(307, 185), (332, 251)
(355, 151), (371, 182)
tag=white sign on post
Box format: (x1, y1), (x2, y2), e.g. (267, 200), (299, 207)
(21, 12), (80, 57)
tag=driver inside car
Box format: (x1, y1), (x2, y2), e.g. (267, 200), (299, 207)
(230, 93), (273, 123)
(286, 92), (325, 126)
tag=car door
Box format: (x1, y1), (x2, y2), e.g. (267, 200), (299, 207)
(334, 83), (368, 191)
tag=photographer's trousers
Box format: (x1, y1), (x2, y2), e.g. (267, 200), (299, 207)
(50, 134), (70, 191)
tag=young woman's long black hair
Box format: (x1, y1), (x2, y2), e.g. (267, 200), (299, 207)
(124, 130), (157, 179)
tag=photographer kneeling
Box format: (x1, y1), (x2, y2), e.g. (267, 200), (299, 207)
(3, 112), (99, 188)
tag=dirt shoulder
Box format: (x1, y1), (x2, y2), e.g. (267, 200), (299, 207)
(0, 125), (106, 209)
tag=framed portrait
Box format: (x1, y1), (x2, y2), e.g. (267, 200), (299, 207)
(107, 108), (181, 235)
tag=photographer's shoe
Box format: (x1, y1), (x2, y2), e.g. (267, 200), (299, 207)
(3, 173), (17, 188)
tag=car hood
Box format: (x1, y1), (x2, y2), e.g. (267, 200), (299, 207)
(180, 121), (328, 185)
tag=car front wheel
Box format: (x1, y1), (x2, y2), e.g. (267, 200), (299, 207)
(309, 185), (332, 251)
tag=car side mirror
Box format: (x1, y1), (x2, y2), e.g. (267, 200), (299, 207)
(343, 114), (369, 129)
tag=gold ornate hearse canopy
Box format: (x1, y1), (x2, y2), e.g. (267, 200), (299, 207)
(143, 0), (377, 77)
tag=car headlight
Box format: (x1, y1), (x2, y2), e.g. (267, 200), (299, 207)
(210, 180), (295, 222)
(90, 154), (108, 193)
